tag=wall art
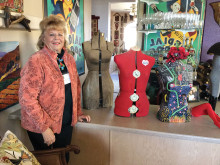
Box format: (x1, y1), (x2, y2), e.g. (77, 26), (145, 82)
(45, 0), (85, 75)
(0, 0), (23, 13)
(0, 41), (20, 112)
(114, 30), (119, 39)
(188, 85), (200, 102)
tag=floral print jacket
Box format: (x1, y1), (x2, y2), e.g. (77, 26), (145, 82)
(19, 46), (83, 134)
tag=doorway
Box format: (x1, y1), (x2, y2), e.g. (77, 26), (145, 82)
(124, 18), (137, 50)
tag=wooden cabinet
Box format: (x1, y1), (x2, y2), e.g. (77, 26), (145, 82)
(70, 104), (220, 165)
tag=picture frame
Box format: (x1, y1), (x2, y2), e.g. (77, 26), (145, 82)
(188, 85), (200, 102)
(114, 22), (119, 30)
(121, 16), (124, 26)
(0, 41), (21, 112)
(114, 30), (119, 39)
(44, 0), (85, 75)
(120, 27), (124, 34)
(114, 40), (119, 47)
(0, 0), (23, 13)
(115, 15), (119, 22)
(120, 34), (124, 40)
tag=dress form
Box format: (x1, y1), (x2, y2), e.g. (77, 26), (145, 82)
(114, 48), (155, 117)
(82, 33), (114, 109)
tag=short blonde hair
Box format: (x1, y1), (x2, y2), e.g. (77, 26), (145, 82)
(37, 15), (68, 50)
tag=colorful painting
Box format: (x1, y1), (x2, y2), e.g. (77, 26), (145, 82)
(0, 0), (23, 13)
(0, 130), (40, 164)
(0, 41), (21, 112)
(45, 0), (85, 75)
(143, 0), (206, 66)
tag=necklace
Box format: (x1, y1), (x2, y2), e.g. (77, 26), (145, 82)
(56, 57), (65, 70)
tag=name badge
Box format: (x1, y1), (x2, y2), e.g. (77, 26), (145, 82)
(63, 73), (71, 85)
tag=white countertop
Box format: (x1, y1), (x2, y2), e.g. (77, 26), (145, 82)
(79, 103), (220, 144)
(8, 103), (220, 143)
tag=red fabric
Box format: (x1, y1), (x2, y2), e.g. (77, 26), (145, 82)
(191, 103), (220, 128)
(114, 49), (155, 117)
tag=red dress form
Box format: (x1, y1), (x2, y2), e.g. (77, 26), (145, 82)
(114, 49), (155, 117)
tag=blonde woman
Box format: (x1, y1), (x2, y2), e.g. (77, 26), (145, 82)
(19, 15), (90, 162)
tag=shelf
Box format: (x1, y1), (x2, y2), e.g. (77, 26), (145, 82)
(140, 0), (159, 5)
(138, 28), (202, 33)
(0, 10), (41, 31)
(138, 30), (158, 34)
(140, 0), (174, 4)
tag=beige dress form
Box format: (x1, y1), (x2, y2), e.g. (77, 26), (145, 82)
(82, 33), (114, 109)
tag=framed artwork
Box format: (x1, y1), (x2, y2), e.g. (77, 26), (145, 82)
(114, 22), (119, 30)
(120, 27), (124, 33)
(114, 40), (119, 47)
(121, 16), (124, 26)
(0, 41), (21, 112)
(114, 30), (119, 39)
(0, 0), (23, 13)
(115, 15), (119, 22)
(120, 34), (124, 40)
(44, 0), (85, 75)
(188, 85), (200, 102)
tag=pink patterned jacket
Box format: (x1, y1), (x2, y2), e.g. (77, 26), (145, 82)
(19, 46), (83, 134)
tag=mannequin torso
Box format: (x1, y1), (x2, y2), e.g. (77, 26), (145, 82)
(114, 49), (155, 117)
(82, 33), (114, 109)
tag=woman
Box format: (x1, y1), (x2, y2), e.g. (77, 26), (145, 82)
(19, 15), (90, 161)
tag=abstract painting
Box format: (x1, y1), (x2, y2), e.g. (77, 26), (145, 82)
(45, 0), (85, 75)
(0, 0), (23, 13)
(0, 41), (21, 111)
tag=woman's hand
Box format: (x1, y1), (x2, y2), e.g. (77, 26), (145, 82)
(78, 115), (91, 123)
(42, 128), (55, 146)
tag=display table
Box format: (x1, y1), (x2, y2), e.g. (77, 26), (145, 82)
(8, 103), (220, 165)
(70, 103), (220, 165)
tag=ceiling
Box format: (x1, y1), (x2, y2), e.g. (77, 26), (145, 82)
(110, 2), (137, 13)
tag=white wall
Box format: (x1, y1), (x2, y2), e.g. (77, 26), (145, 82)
(92, 0), (136, 41)
(84, 0), (92, 41)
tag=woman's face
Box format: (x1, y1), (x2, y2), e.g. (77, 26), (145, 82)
(44, 29), (65, 53)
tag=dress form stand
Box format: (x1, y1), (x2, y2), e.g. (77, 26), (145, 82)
(114, 47), (155, 117)
(82, 32), (114, 109)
